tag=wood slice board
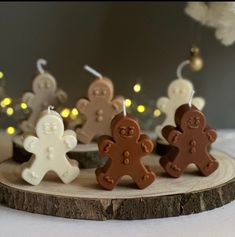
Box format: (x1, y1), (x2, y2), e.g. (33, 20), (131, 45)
(12, 135), (106, 168)
(0, 150), (235, 220)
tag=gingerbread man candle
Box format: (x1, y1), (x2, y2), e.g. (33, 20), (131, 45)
(96, 108), (156, 190)
(21, 107), (79, 185)
(155, 78), (205, 143)
(76, 66), (123, 144)
(20, 59), (67, 133)
(160, 103), (219, 178)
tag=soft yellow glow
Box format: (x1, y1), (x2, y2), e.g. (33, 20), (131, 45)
(60, 108), (70, 118)
(125, 99), (132, 107)
(153, 109), (161, 117)
(133, 83), (141, 93)
(6, 126), (15, 135)
(137, 105), (145, 113)
(6, 107), (14, 116)
(0, 71), (4, 79)
(71, 108), (79, 116)
(1, 97), (12, 107)
(21, 102), (27, 110)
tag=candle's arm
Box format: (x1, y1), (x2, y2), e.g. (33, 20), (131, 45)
(56, 89), (68, 104)
(192, 97), (205, 110)
(98, 135), (115, 157)
(162, 125), (182, 146)
(76, 98), (90, 114)
(111, 96), (123, 112)
(204, 127), (217, 143)
(156, 97), (169, 113)
(22, 92), (35, 109)
(138, 134), (154, 155)
(23, 136), (40, 154)
(62, 133), (77, 152)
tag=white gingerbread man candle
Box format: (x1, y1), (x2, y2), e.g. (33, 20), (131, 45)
(155, 60), (205, 143)
(21, 106), (79, 185)
(20, 59), (67, 133)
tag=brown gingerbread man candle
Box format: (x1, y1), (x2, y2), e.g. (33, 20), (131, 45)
(76, 66), (123, 144)
(96, 107), (156, 190)
(160, 103), (219, 178)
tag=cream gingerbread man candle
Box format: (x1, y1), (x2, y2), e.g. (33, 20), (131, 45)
(20, 59), (67, 133)
(76, 66), (123, 144)
(21, 106), (79, 185)
(155, 60), (205, 143)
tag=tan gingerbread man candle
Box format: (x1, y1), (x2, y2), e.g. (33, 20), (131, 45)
(160, 91), (219, 178)
(76, 66), (123, 144)
(96, 103), (156, 190)
(20, 59), (67, 133)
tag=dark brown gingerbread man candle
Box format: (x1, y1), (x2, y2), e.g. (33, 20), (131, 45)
(96, 112), (156, 190)
(160, 103), (218, 178)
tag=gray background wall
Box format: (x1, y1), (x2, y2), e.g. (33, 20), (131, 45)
(0, 2), (234, 129)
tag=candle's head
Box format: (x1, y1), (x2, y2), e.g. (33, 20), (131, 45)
(175, 104), (206, 131)
(33, 73), (57, 94)
(36, 112), (64, 138)
(88, 78), (113, 101)
(168, 79), (193, 100)
(111, 113), (140, 141)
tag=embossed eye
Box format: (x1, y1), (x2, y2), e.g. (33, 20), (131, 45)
(43, 123), (50, 130)
(128, 127), (134, 135)
(52, 123), (57, 130)
(120, 127), (126, 135)
(39, 82), (45, 89)
(93, 89), (100, 95)
(173, 88), (179, 94)
(102, 89), (107, 95)
(45, 81), (51, 88)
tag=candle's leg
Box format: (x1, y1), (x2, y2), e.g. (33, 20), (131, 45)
(131, 164), (155, 189)
(76, 122), (95, 144)
(160, 156), (187, 178)
(21, 160), (47, 185)
(96, 166), (121, 190)
(55, 157), (79, 184)
(196, 155), (219, 176)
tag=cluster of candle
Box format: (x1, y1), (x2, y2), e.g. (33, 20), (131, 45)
(17, 57), (219, 190)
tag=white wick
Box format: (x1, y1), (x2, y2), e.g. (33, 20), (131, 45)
(48, 105), (54, 114)
(176, 59), (190, 79)
(189, 90), (195, 107)
(122, 100), (127, 117)
(84, 65), (102, 79)
(37, 58), (47, 74)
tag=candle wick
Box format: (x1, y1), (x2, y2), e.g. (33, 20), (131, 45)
(37, 58), (47, 74)
(48, 105), (54, 114)
(176, 60), (190, 79)
(84, 65), (103, 79)
(189, 90), (195, 107)
(123, 99), (127, 117)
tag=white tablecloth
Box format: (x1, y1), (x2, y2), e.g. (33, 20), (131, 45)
(0, 129), (235, 237)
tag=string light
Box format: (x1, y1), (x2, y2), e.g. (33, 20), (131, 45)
(71, 108), (79, 116)
(70, 108), (79, 119)
(125, 99), (132, 107)
(60, 108), (70, 118)
(6, 107), (14, 116)
(1, 97), (12, 107)
(133, 83), (141, 93)
(0, 71), (4, 79)
(153, 109), (161, 117)
(6, 126), (15, 135)
(137, 105), (146, 113)
(20, 102), (27, 110)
